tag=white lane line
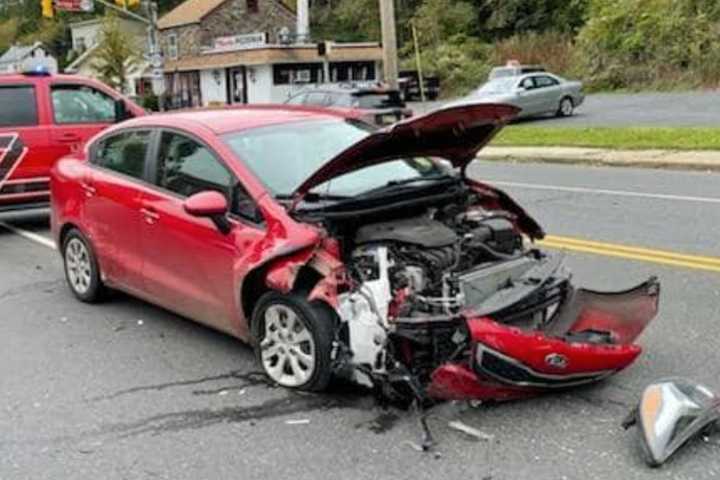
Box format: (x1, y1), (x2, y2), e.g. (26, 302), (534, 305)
(0, 222), (56, 250)
(485, 180), (720, 204)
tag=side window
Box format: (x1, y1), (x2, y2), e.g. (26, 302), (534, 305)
(94, 130), (151, 179)
(519, 77), (535, 90)
(534, 76), (559, 88)
(52, 85), (116, 124)
(304, 92), (329, 106)
(333, 93), (353, 107)
(156, 132), (261, 222)
(0, 86), (38, 126)
(286, 93), (307, 105)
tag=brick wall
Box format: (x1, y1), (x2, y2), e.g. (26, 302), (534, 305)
(160, 0), (296, 60)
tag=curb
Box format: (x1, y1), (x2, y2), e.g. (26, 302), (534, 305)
(477, 147), (720, 171)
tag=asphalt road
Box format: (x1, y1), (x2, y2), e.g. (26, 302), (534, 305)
(3, 162), (720, 479)
(411, 91), (720, 127)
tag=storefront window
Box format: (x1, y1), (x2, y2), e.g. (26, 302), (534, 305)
(330, 62), (376, 83)
(273, 63), (324, 85)
(164, 71), (202, 110)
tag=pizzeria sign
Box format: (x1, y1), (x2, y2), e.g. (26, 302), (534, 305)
(204, 33), (267, 54)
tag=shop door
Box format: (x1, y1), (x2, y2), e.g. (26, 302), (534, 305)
(227, 67), (247, 104)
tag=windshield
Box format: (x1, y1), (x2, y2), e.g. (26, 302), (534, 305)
(475, 78), (517, 95)
(222, 119), (448, 197)
(489, 68), (516, 79)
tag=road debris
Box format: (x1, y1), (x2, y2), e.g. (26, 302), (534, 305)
(403, 440), (425, 452)
(285, 419), (311, 425)
(448, 420), (494, 441)
(624, 378), (720, 467)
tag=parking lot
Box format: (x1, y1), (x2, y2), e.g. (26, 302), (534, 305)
(2, 160), (720, 479)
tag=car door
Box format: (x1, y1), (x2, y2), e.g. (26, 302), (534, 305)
(0, 82), (49, 205)
(83, 129), (153, 292)
(514, 76), (543, 116)
(138, 129), (265, 335)
(532, 75), (562, 114)
(48, 83), (117, 159)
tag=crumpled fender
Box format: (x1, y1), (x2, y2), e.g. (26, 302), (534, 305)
(264, 237), (345, 308)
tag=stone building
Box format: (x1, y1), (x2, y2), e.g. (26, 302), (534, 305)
(158, 0), (383, 108)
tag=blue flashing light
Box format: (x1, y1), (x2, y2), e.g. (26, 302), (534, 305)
(22, 65), (51, 76)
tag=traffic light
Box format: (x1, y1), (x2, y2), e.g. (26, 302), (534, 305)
(41, 0), (54, 18)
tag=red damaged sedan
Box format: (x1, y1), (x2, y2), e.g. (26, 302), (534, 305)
(50, 104), (659, 402)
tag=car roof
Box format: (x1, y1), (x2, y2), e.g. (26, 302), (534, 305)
(0, 72), (101, 83)
(121, 105), (362, 135)
(294, 85), (398, 95)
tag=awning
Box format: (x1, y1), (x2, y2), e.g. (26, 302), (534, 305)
(163, 43), (383, 72)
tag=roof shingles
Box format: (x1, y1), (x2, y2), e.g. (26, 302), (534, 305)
(157, 0), (227, 29)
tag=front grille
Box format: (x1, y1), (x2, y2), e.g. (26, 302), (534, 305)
(475, 345), (611, 389)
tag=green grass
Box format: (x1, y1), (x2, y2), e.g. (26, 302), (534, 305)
(492, 127), (720, 151)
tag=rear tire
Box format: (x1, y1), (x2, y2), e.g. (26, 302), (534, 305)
(557, 96), (574, 117)
(62, 228), (106, 303)
(251, 292), (335, 391)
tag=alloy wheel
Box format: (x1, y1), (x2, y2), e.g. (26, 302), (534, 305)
(65, 238), (92, 295)
(260, 304), (316, 387)
(560, 98), (574, 116)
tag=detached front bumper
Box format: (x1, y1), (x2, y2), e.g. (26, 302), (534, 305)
(427, 277), (660, 401)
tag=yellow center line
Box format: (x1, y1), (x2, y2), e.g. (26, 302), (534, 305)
(538, 235), (720, 273)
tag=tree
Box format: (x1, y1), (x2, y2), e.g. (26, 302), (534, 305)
(91, 15), (140, 92)
(476, 0), (589, 37)
(0, 17), (18, 53)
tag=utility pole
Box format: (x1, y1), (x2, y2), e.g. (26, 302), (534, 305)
(379, 0), (398, 89)
(411, 21), (425, 101)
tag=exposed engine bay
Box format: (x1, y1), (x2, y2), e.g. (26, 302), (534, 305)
(314, 191), (659, 403)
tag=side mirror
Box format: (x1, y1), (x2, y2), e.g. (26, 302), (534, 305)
(114, 99), (131, 123)
(623, 378), (720, 467)
(183, 191), (231, 234)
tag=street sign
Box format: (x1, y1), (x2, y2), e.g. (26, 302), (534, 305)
(54, 0), (94, 12)
(151, 77), (165, 96)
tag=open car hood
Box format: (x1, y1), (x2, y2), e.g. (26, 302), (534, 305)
(292, 103), (520, 198)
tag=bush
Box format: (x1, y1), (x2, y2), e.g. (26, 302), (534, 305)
(402, 35), (492, 98)
(490, 31), (578, 79)
(141, 93), (159, 112)
(575, 0), (720, 90)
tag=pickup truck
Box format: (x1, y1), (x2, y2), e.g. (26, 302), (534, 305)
(0, 70), (145, 212)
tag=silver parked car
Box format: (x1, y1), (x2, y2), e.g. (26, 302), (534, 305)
(466, 72), (584, 118)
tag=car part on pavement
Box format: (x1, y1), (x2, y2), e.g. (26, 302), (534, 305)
(623, 378), (720, 467)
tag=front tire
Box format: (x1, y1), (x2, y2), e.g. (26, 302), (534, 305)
(62, 229), (106, 303)
(557, 96), (574, 117)
(251, 292), (335, 391)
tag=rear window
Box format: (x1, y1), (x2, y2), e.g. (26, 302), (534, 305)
(355, 92), (403, 109)
(0, 86), (38, 127)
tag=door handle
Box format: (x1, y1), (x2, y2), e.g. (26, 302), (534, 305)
(81, 182), (96, 198)
(140, 207), (160, 225)
(59, 133), (81, 143)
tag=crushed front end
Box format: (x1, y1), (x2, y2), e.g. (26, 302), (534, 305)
(310, 194), (660, 403)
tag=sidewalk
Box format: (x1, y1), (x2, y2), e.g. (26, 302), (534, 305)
(478, 146), (720, 170)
